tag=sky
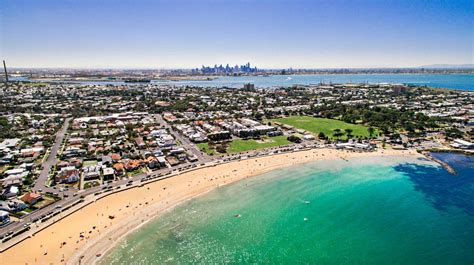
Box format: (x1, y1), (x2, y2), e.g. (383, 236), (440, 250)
(0, 0), (472, 69)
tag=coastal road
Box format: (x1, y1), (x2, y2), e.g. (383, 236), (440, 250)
(1, 140), (317, 240)
(1, 115), (214, 241)
(33, 117), (72, 192)
(0, 157), (207, 243)
(2, 118), (316, 243)
(0, 137), (322, 243)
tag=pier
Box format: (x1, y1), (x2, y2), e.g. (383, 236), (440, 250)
(424, 152), (457, 175)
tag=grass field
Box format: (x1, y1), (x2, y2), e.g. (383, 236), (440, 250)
(271, 116), (375, 139)
(227, 136), (291, 153)
(196, 142), (215, 155)
(197, 135), (291, 155)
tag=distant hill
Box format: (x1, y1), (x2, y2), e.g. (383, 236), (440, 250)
(419, 64), (474, 69)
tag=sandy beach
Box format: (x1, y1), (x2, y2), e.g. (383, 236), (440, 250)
(0, 148), (420, 264)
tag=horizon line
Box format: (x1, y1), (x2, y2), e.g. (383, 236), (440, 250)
(6, 64), (474, 71)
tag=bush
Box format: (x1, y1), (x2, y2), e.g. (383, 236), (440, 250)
(287, 135), (302, 143)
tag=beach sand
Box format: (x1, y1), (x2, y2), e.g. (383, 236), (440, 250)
(0, 148), (420, 264)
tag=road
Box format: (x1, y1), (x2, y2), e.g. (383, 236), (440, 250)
(33, 117), (72, 193)
(0, 115), (212, 242)
(155, 114), (211, 163)
(0, 158), (208, 243)
(1, 116), (321, 244)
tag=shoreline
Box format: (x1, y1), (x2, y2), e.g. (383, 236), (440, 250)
(0, 148), (422, 264)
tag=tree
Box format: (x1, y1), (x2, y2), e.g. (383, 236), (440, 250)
(344, 128), (353, 138)
(333, 128), (343, 140)
(445, 128), (463, 139)
(254, 112), (264, 121)
(368, 127), (375, 137)
(287, 135), (302, 143)
(317, 132), (326, 139)
(216, 145), (227, 154)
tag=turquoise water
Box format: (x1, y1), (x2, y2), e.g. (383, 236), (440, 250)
(101, 155), (474, 264)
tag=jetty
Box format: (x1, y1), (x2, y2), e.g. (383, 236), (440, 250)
(424, 152), (457, 175)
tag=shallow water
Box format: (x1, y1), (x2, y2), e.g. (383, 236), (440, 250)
(101, 154), (474, 264)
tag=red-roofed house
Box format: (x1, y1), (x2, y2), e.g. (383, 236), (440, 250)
(20, 192), (43, 205)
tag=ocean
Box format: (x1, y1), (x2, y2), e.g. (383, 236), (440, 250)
(101, 153), (474, 264)
(156, 74), (474, 91)
(13, 74), (474, 91)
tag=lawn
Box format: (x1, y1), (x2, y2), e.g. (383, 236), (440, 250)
(196, 142), (215, 155)
(271, 116), (375, 139)
(32, 196), (56, 209)
(197, 136), (292, 155)
(227, 136), (291, 153)
(127, 168), (146, 177)
(84, 180), (100, 189)
(83, 160), (98, 166)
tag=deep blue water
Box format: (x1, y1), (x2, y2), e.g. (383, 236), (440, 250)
(413, 152), (474, 216)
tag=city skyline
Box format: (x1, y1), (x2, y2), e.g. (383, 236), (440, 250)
(1, 0), (473, 68)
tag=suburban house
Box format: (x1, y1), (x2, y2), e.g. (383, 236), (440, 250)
(20, 192), (43, 205)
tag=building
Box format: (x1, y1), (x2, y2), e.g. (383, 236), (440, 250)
(0, 210), (10, 225)
(56, 166), (80, 183)
(392, 85), (409, 94)
(20, 192), (43, 205)
(451, 139), (474, 149)
(243, 83), (255, 91)
(103, 167), (115, 180)
(135, 137), (146, 149)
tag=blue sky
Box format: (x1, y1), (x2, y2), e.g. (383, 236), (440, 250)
(0, 0), (472, 68)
